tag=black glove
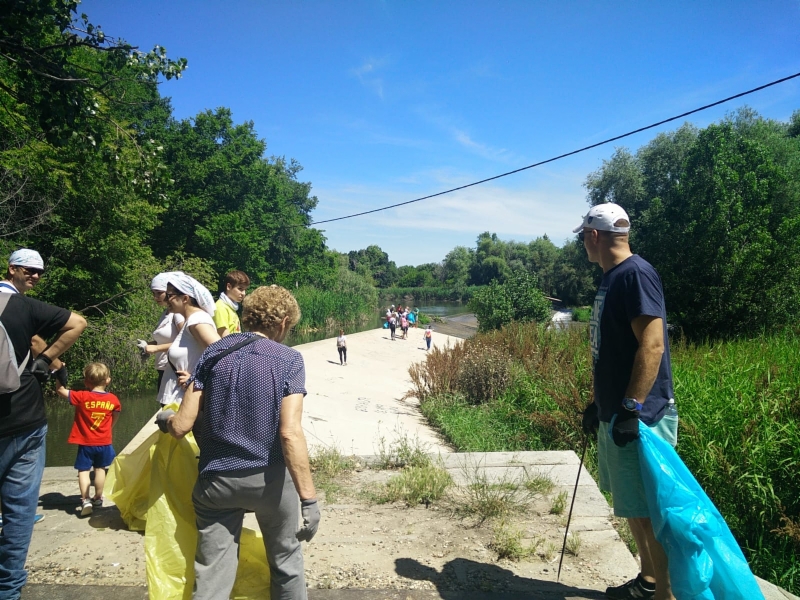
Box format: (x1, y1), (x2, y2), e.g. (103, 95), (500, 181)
(296, 498), (320, 542)
(155, 409), (176, 433)
(30, 355), (52, 383)
(581, 402), (599, 437)
(53, 365), (69, 387)
(611, 410), (640, 447)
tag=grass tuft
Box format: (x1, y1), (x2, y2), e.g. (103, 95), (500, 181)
(549, 491), (568, 515)
(373, 463), (452, 506)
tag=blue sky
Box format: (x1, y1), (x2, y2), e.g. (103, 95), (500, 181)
(82, 1), (800, 266)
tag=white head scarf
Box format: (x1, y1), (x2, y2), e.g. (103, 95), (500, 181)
(8, 249), (44, 270)
(150, 271), (185, 292)
(169, 273), (216, 316)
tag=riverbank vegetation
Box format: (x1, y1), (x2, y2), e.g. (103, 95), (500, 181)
(409, 323), (799, 592)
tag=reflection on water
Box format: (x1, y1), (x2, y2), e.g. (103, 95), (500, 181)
(44, 390), (158, 467)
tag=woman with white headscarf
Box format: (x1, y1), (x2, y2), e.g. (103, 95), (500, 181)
(157, 274), (220, 406)
(138, 272), (186, 396)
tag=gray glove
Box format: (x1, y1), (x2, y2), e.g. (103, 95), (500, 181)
(136, 339), (149, 358)
(155, 409), (176, 433)
(296, 499), (320, 542)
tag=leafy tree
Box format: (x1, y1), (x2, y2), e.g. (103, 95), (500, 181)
(469, 271), (551, 331)
(347, 244), (398, 287)
(637, 121), (800, 338)
(0, 0), (186, 145)
(151, 108), (331, 288)
(527, 235), (558, 296)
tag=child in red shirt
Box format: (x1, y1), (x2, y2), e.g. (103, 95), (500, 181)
(55, 362), (121, 516)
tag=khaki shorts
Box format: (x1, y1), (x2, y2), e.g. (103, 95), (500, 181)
(598, 416), (678, 518)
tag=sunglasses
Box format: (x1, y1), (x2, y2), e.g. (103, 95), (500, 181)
(164, 291), (182, 300)
(18, 266), (44, 276)
(578, 229), (595, 242)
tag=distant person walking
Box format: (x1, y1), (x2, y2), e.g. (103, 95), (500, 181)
(137, 271), (185, 395)
(159, 285), (319, 600)
(336, 330), (347, 366)
(424, 325), (433, 350)
(389, 313), (397, 340)
(214, 270), (250, 337)
(55, 362), (120, 517)
(400, 314), (409, 339)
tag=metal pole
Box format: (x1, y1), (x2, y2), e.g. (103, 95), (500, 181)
(557, 436), (588, 582)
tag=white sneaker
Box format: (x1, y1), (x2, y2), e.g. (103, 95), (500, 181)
(80, 498), (93, 517)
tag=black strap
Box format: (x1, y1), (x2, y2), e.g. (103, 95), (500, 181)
(204, 335), (260, 371)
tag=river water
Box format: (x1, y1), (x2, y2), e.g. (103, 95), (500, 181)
(43, 301), (471, 466)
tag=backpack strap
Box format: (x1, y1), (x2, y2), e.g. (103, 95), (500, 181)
(204, 335), (260, 371)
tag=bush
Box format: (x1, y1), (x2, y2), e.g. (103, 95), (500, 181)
(455, 343), (513, 405)
(468, 272), (551, 332)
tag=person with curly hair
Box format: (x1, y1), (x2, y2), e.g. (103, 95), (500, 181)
(159, 285), (318, 600)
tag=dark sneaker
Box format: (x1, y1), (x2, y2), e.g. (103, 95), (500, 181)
(91, 496), (103, 508)
(605, 574), (655, 600)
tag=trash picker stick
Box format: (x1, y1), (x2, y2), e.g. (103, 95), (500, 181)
(557, 436), (588, 583)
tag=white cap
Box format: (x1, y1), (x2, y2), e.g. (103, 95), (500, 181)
(573, 203), (631, 234)
(8, 249), (44, 270)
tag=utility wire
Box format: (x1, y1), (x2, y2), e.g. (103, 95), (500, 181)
(310, 70), (800, 226)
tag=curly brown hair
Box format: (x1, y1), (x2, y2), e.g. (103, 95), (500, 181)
(242, 285), (301, 335)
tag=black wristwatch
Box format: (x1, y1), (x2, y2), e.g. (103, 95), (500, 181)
(622, 397), (643, 412)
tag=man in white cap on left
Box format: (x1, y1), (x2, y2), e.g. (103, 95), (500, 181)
(0, 249), (61, 531)
(0, 249), (45, 295)
(0, 250), (62, 369)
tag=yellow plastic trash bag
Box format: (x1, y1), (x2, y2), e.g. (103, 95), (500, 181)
(106, 406), (270, 599)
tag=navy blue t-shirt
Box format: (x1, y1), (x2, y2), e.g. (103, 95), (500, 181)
(191, 333), (307, 477)
(590, 255), (674, 425)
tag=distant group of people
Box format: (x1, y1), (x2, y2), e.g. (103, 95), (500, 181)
(2, 199), (686, 600)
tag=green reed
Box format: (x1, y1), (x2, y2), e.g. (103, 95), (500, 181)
(293, 286), (377, 332)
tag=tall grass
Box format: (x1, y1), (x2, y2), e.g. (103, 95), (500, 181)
(294, 286), (376, 332)
(410, 322), (799, 594)
(671, 334), (800, 592)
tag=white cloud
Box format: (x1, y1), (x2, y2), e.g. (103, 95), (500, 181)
(350, 58), (387, 99)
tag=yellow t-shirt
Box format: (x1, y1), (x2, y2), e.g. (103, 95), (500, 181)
(213, 298), (241, 334)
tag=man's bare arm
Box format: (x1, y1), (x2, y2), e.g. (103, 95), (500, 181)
(279, 393), (316, 501)
(39, 313), (87, 361)
(31, 335), (63, 369)
(625, 315), (665, 403)
(167, 382), (203, 439)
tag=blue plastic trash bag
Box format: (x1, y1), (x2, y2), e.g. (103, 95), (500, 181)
(638, 423), (764, 600)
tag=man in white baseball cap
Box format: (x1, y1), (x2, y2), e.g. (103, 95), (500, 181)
(576, 203), (678, 600)
(0, 249), (45, 295)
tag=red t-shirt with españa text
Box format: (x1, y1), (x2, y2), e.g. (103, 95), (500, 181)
(68, 390), (121, 446)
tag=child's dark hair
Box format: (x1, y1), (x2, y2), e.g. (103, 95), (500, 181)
(84, 362), (110, 387)
(223, 270), (250, 290)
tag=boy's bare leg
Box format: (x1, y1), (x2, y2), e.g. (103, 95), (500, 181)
(628, 517), (675, 600)
(92, 468), (106, 499)
(77, 471), (91, 499)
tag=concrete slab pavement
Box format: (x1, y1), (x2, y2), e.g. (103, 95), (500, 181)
(298, 327), (457, 455)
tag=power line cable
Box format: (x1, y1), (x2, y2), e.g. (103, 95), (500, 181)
(310, 70), (800, 226)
